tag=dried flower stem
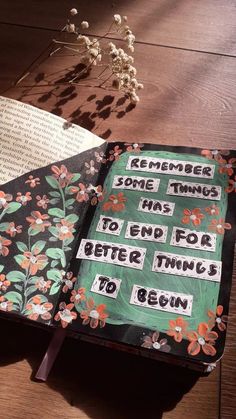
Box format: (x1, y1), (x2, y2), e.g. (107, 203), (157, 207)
(51, 12), (143, 104)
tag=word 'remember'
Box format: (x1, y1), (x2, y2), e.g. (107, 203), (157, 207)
(127, 156), (214, 178)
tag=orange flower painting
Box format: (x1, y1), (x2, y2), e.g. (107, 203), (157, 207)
(208, 305), (228, 332)
(36, 195), (50, 209)
(0, 191), (13, 208)
(25, 175), (40, 188)
(182, 208), (204, 226)
(201, 149), (229, 161)
(0, 296), (13, 312)
(62, 271), (77, 293)
(56, 219), (74, 241)
(70, 183), (89, 202)
(205, 204), (220, 216)
(26, 211), (51, 232)
(16, 191), (32, 205)
(0, 274), (11, 292)
(125, 143), (144, 153)
(102, 192), (127, 212)
(51, 164), (73, 187)
(80, 298), (108, 328)
(6, 222), (22, 237)
(218, 158), (236, 176)
(142, 331), (171, 352)
(226, 175), (236, 193)
(35, 278), (51, 293)
(21, 249), (48, 275)
(26, 296), (53, 321)
(54, 302), (77, 328)
(108, 145), (122, 161)
(70, 288), (86, 304)
(167, 317), (188, 343)
(208, 218), (231, 234)
(187, 323), (218, 356)
(0, 236), (12, 256)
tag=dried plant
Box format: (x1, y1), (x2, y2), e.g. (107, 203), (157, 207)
(51, 9), (143, 104)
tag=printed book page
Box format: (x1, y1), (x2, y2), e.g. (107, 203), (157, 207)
(0, 96), (104, 184)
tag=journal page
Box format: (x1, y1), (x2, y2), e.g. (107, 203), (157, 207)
(65, 143), (236, 366)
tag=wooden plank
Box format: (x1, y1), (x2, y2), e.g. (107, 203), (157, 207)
(0, 24), (53, 92)
(1, 1), (236, 56)
(220, 253), (236, 418)
(5, 41), (236, 149)
(0, 318), (219, 419)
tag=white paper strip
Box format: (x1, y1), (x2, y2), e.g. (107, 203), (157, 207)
(125, 221), (168, 243)
(170, 227), (217, 252)
(112, 175), (160, 192)
(130, 284), (193, 316)
(126, 156), (215, 179)
(91, 274), (122, 299)
(166, 179), (221, 200)
(96, 215), (124, 236)
(76, 239), (146, 270)
(138, 197), (175, 216)
(152, 251), (222, 282)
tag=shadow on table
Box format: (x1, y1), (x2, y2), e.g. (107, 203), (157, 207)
(0, 318), (202, 419)
(7, 63), (136, 141)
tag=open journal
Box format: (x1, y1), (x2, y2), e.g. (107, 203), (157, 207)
(1, 96), (236, 375)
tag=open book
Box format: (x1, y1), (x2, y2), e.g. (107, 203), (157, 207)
(1, 96), (236, 375)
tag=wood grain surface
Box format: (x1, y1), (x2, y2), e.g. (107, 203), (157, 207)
(0, 24), (52, 92)
(0, 1), (236, 418)
(0, 317), (220, 419)
(4, 40), (236, 148)
(2, 0), (236, 56)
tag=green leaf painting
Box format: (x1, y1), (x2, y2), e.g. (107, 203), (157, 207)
(48, 208), (65, 218)
(49, 191), (61, 198)
(31, 240), (46, 254)
(49, 282), (61, 295)
(16, 242), (28, 252)
(47, 269), (63, 282)
(70, 173), (81, 183)
(65, 214), (79, 224)
(6, 271), (26, 282)
(14, 255), (25, 266)
(0, 222), (10, 231)
(46, 248), (64, 260)
(4, 291), (23, 305)
(45, 176), (60, 189)
(4, 202), (21, 214)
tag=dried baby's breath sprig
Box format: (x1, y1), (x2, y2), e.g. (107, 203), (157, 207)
(81, 21), (89, 29)
(51, 9), (143, 104)
(109, 43), (143, 104)
(66, 22), (76, 33)
(70, 8), (78, 16)
(112, 15), (135, 52)
(113, 14), (122, 25)
(76, 35), (102, 66)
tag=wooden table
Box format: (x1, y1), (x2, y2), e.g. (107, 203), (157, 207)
(0, 1), (236, 418)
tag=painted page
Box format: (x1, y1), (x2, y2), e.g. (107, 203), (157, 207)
(0, 96), (104, 184)
(64, 144), (236, 367)
(0, 97), (107, 324)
